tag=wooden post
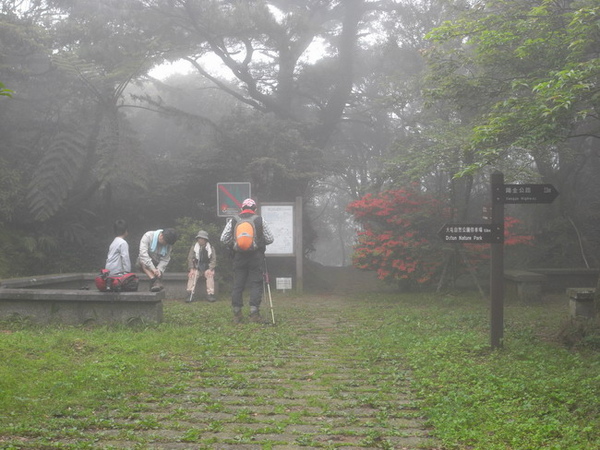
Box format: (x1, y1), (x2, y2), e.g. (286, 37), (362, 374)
(295, 196), (303, 294)
(491, 171), (504, 349)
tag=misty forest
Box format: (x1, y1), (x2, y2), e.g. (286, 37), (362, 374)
(1, 0), (599, 287)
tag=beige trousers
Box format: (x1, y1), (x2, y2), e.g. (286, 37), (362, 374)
(187, 269), (214, 295)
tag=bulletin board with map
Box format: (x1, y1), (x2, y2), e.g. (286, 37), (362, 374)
(261, 203), (295, 256)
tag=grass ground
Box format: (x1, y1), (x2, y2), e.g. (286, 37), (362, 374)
(1, 290), (599, 449)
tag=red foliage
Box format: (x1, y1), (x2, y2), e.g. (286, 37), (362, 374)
(348, 189), (533, 285)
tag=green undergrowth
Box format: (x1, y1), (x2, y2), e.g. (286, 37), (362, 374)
(339, 292), (600, 449)
(0, 292), (599, 449)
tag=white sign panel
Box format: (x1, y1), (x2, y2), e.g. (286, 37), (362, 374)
(261, 203), (294, 256)
(276, 277), (293, 290)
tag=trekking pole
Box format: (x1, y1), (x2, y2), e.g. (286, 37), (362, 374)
(187, 269), (199, 303)
(264, 258), (275, 325)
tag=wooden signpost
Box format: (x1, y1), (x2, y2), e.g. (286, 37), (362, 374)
(440, 172), (559, 348)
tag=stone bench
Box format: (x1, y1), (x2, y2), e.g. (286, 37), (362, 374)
(0, 273), (95, 290)
(0, 288), (165, 326)
(530, 268), (598, 292)
(504, 270), (546, 303)
(503, 269), (599, 302)
(566, 288), (596, 319)
(0, 272), (209, 300)
(0, 273), (166, 325)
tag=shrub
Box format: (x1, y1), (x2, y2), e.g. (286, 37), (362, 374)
(347, 188), (533, 287)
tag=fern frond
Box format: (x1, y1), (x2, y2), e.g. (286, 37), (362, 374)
(27, 126), (88, 221)
(59, 222), (89, 246)
(52, 53), (104, 98)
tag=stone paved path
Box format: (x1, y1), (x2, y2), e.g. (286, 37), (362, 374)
(88, 294), (441, 449)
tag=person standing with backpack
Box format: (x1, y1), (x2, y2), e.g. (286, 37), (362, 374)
(220, 198), (274, 323)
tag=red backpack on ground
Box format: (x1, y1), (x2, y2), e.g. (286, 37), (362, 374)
(95, 269), (139, 292)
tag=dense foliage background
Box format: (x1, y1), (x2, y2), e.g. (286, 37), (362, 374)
(1, 0), (599, 285)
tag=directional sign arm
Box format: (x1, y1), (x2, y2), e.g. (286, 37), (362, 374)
(494, 184), (559, 204)
(438, 223), (504, 244)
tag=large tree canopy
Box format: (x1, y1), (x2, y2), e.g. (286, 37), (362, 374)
(144, 0), (365, 148)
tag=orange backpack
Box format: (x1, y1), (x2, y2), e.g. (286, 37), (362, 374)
(233, 215), (259, 252)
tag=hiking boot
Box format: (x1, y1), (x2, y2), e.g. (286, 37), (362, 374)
(233, 310), (243, 324)
(249, 312), (265, 324)
(150, 278), (163, 292)
(207, 294), (216, 302)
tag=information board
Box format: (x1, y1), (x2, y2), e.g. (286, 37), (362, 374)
(261, 203), (294, 256)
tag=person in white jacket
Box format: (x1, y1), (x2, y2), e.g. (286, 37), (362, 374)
(137, 228), (178, 292)
(105, 219), (131, 276)
(186, 230), (217, 302)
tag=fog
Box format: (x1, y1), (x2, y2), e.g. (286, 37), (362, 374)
(1, 0), (599, 280)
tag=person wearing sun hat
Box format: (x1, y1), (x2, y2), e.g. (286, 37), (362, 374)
(186, 229), (217, 302)
(220, 198), (274, 323)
